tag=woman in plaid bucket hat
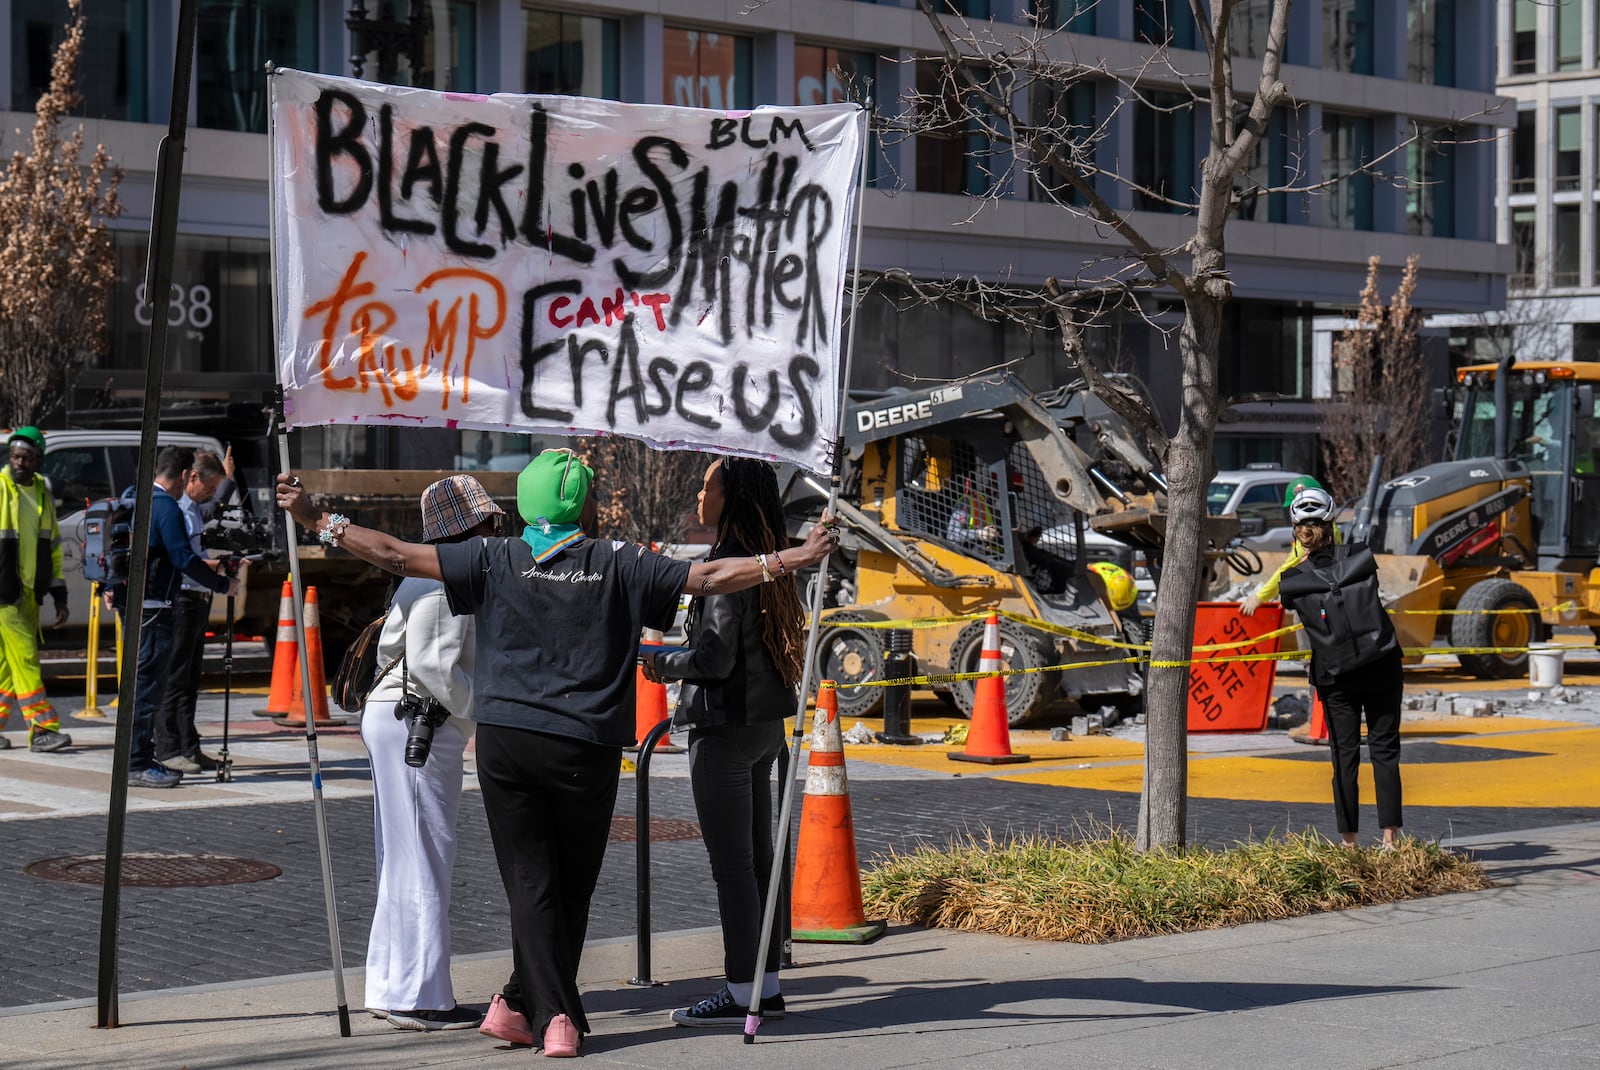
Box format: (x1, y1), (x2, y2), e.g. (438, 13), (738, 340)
(362, 475), (502, 1033)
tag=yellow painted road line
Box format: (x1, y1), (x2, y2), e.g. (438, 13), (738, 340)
(998, 727), (1600, 809)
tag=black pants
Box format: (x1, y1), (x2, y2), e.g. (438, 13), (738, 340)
(475, 723), (620, 1036)
(155, 591), (210, 761)
(688, 719), (785, 986)
(1317, 647), (1404, 835)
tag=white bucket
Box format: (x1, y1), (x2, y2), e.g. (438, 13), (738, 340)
(1527, 643), (1566, 689)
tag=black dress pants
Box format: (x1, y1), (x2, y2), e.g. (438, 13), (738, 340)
(1317, 646), (1404, 835)
(475, 723), (620, 1036)
(155, 591), (209, 761)
(687, 719), (785, 986)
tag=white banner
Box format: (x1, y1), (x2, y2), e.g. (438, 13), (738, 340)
(269, 70), (862, 474)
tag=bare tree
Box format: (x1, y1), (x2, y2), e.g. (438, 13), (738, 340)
(889, 0), (1484, 848)
(1320, 255), (1429, 496)
(0, 0), (123, 428)
(579, 437), (707, 548)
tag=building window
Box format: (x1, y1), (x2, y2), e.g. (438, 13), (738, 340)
(663, 26), (751, 110)
(940, 0), (991, 15)
(1513, 0), (1538, 74)
(1323, 0), (1374, 75)
(1558, 0), (1583, 71)
(1229, 0), (1275, 60)
(1029, 81), (1096, 206)
(1408, 0), (1455, 86)
(1556, 108), (1582, 191)
(1555, 204), (1580, 285)
(1134, 92), (1195, 213)
(1573, 323), (1600, 361)
(1407, 126), (1455, 238)
(915, 61), (991, 196)
(11, 0), (147, 121)
(525, 7), (619, 98)
(1236, 108), (1289, 223)
(1511, 206), (1536, 288)
(1030, 0), (1095, 32)
(795, 43), (878, 184)
(1218, 300), (1313, 401)
(1512, 110), (1536, 194)
(197, 0), (317, 134)
(367, 0), (477, 92)
(1322, 112), (1373, 230)
(1134, 0), (1196, 50)
(106, 231), (272, 375)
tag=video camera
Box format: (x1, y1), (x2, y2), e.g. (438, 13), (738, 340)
(201, 505), (275, 557)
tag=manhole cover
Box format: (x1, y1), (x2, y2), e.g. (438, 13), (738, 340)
(25, 854), (283, 888)
(609, 817), (701, 843)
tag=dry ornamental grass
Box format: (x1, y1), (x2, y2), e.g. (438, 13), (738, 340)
(861, 831), (1491, 943)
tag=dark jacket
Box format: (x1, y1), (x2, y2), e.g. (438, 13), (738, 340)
(111, 486), (230, 610)
(654, 547), (795, 728)
(1278, 541), (1399, 686)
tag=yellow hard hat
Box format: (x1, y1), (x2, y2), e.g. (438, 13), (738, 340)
(1087, 561), (1137, 612)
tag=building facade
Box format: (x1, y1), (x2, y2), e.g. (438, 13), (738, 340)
(2, 0), (1508, 472)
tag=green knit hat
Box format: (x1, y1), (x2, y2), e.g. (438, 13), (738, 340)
(517, 449), (592, 527)
(7, 426), (44, 455)
(1282, 474), (1324, 507)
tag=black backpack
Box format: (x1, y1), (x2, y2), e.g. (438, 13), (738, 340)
(83, 494), (134, 585)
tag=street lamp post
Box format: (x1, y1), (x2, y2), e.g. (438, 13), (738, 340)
(344, 1), (428, 86)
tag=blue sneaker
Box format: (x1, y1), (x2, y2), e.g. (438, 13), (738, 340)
(129, 765), (182, 789)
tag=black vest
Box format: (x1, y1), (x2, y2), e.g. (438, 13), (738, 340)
(1278, 542), (1398, 683)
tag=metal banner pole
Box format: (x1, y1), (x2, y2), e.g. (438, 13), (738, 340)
(743, 102), (875, 1043)
(265, 64), (351, 1037)
(95, 0), (200, 1029)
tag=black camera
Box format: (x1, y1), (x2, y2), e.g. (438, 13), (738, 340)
(395, 692), (450, 767)
(201, 505), (274, 556)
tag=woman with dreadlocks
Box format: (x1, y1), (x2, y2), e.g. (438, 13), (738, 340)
(643, 457), (807, 1027)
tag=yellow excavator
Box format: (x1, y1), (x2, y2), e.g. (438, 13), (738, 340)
(788, 371), (1240, 724)
(1349, 357), (1600, 677)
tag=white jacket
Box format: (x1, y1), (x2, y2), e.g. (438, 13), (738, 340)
(367, 577), (476, 737)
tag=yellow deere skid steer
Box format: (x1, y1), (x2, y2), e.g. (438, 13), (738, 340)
(789, 372), (1238, 725)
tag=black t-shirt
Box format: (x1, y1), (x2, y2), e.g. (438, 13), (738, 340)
(437, 535), (690, 747)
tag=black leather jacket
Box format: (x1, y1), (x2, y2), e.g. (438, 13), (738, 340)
(1278, 541), (1399, 686)
(653, 555), (795, 728)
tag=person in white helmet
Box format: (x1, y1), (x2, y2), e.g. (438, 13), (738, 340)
(1275, 486), (1403, 849)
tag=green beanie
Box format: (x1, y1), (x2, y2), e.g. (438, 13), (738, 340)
(7, 426), (44, 455)
(1282, 474), (1324, 507)
(517, 449), (592, 527)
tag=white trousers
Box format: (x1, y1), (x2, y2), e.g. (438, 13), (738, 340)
(361, 698), (468, 1012)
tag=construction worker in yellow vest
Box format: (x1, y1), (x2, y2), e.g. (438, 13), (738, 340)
(0, 427), (72, 752)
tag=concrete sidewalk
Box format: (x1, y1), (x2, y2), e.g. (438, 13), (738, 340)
(5, 822), (1597, 1070)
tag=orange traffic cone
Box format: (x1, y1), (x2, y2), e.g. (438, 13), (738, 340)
(1290, 690), (1330, 746)
(949, 614), (1031, 765)
(630, 642), (682, 753)
(791, 681), (886, 944)
(255, 579), (296, 717)
(275, 587), (343, 728)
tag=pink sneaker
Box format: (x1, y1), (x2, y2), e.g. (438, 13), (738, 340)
(479, 993), (533, 1046)
(542, 1013), (580, 1058)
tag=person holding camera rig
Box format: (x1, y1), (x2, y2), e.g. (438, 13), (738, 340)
(363, 475), (503, 1032)
(116, 446), (239, 789)
(277, 451), (839, 1058)
(155, 449), (228, 775)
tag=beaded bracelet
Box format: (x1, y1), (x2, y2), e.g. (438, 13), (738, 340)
(773, 550), (787, 577)
(319, 513), (351, 547)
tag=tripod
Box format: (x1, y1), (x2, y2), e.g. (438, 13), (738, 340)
(215, 557), (242, 783)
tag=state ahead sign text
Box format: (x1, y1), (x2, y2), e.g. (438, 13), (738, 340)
(269, 70), (861, 474)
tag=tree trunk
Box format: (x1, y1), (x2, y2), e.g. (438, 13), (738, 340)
(1137, 290), (1225, 850)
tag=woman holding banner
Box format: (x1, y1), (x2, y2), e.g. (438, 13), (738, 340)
(277, 454), (838, 1057)
(642, 458), (804, 1027)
